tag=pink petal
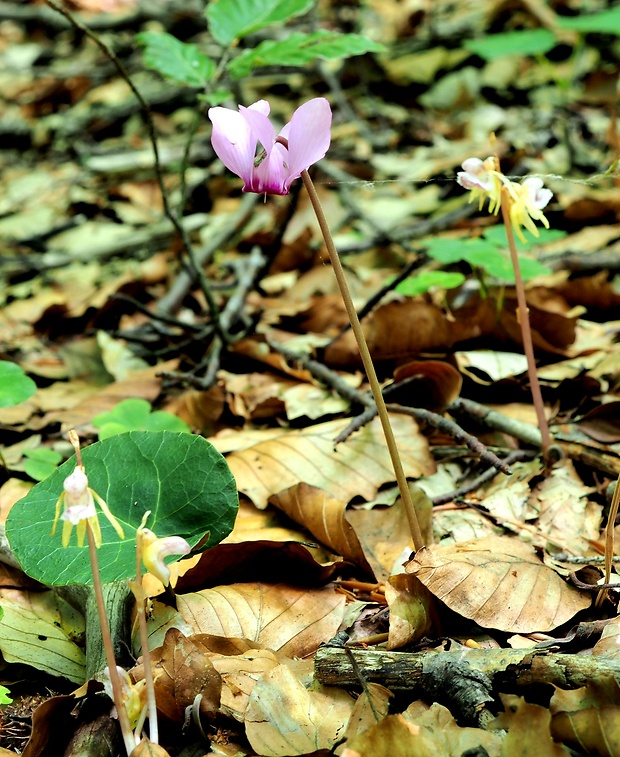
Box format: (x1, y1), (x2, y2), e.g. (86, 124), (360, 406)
(208, 106), (256, 188)
(239, 103), (276, 155)
(461, 157), (486, 174)
(522, 177), (552, 209)
(251, 144), (288, 194)
(282, 98), (332, 189)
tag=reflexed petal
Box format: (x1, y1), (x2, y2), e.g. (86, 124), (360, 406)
(140, 528), (191, 586)
(522, 177), (552, 209)
(284, 98), (332, 188)
(208, 106), (256, 188)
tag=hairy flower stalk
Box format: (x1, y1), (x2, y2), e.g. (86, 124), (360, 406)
(130, 511), (191, 744)
(209, 100), (424, 550)
(458, 158), (553, 459)
(54, 431), (136, 755)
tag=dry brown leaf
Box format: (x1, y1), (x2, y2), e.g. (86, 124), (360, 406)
(141, 628), (221, 724)
(592, 616), (620, 657)
(405, 536), (591, 633)
(244, 663), (355, 757)
(47, 359), (179, 431)
(346, 491), (432, 583)
(176, 583), (346, 658)
(213, 415), (434, 509)
(269, 483), (373, 574)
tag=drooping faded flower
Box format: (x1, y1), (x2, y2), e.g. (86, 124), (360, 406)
(103, 665), (147, 731)
(208, 98), (332, 195)
(457, 156), (552, 243)
(138, 524), (191, 587)
(51, 466), (125, 548)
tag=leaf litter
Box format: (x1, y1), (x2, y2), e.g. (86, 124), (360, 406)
(1, 0), (620, 754)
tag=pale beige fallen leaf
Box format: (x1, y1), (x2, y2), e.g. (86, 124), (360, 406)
(592, 616), (620, 658)
(211, 647), (285, 721)
(245, 663), (354, 756)
(269, 484), (372, 573)
(403, 702), (502, 757)
(346, 491), (432, 583)
(343, 683), (392, 745)
(385, 573), (434, 650)
(493, 695), (570, 756)
(48, 359), (178, 431)
(0, 588), (85, 683)
(176, 583), (346, 658)
(455, 350), (528, 383)
(432, 508), (498, 546)
(405, 536), (591, 633)
(213, 415), (433, 509)
(530, 459), (602, 554)
(479, 460), (542, 525)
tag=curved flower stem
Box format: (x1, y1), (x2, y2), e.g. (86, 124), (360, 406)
(500, 186), (552, 462)
(300, 169), (424, 551)
(134, 532), (159, 744)
(87, 523), (136, 755)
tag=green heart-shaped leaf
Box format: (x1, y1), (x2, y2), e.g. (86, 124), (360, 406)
(6, 431), (238, 586)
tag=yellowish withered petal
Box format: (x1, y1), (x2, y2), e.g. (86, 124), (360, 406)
(139, 528), (191, 587)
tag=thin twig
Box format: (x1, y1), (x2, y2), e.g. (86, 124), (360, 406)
(431, 450), (534, 505)
(267, 338), (511, 475)
(44, 0), (226, 342)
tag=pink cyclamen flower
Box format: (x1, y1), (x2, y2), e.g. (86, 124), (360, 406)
(208, 98), (332, 195)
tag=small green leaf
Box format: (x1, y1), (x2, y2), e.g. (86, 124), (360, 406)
(424, 238), (476, 265)
(92, 398), (190, 440)
(464, 29), (556, 61)
(0, 361), (36, 408)
(6, 431), (239, 586)
(482, 225), (566, 249)
(228, 30), (385, 78)
(200, 88), (233, 106)
(206, 0), (314, 45)
(136, 32), (215, 86)
(557, 8), (620, 34)
(0, 685), (11, 705)
(23, 448), (63, 482)
(396, 271), (465, 297)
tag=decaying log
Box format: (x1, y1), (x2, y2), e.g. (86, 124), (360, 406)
(315, 645), (620, 693)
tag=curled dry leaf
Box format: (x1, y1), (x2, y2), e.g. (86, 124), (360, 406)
(385, 573), (434, 650)
(214, 415), (434, 509)
(270, 483), (373, 574)
(405, 536), (591, 633)
(176, 583), (346, 658)
(392, 360), (462, 409)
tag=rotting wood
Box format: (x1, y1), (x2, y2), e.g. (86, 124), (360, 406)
(315, 644), (620, 693)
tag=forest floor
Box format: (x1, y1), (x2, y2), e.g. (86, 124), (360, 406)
(1, 0), (620, 755)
